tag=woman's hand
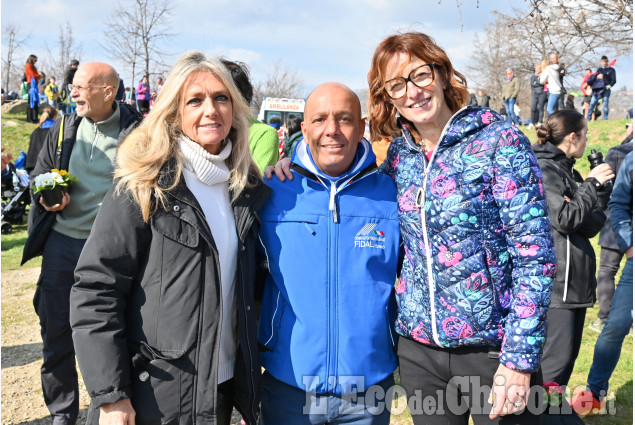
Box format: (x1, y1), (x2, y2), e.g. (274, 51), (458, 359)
(488, 364), (531, 419)
(264, 157), (293, 181)
(40, 192), (70, 212)
(100, 398), (136, 425)
(587, 163), (614, 185)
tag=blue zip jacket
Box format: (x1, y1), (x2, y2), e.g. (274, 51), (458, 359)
(609, 151), (633, 253)
(382, 106), (556, 373)
(259, 139), (400, 394)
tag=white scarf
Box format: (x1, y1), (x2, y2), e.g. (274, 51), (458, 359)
(178, 135), (232, 186)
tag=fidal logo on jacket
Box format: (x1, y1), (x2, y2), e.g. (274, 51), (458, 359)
(355, 223), (386, 249)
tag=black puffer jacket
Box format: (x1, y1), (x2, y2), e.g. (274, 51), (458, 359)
(70, 161), (271, 425)
(533, 142), (606, 308)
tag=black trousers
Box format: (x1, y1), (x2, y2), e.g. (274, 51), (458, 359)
(216, 379), (234, 425)
(27, 106), (39, 123)
(530, 93), (547, 125)
(398, 336), (543, 425)
(34, 230), (86, 425)
(597, 247), (623, 321)
(540, 307), (587, 386)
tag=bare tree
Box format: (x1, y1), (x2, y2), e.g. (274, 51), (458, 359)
(101, 8), (143, 91)
(467, 1), (632, 117)
(524, 0), (633, 57)
(43, 21), (83, 83)
(465, 14), (511, 111)
(252, 61), (306, 115)
(2, 23), (29, 93)
(103, 0), (173, 88)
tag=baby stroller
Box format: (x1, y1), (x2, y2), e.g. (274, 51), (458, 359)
(1, 152), (31, 234)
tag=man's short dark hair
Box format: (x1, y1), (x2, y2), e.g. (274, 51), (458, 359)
(601, 55), (608, 61)
(71, 59), (79, 66)
(220, 59), (254, 105)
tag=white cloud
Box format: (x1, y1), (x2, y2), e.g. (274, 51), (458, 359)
(1, 0), (632, 93)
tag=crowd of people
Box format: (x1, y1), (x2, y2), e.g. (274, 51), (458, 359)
(2, 32), (632, 425)
(9, 55), (168, 124)
(465, 53), (619, 132)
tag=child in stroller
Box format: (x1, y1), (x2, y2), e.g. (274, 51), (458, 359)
(1, 151), (30, 233)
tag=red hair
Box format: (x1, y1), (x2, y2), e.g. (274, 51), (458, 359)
(367, 32), (469, 141)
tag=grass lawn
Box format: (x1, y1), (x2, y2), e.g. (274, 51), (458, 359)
(1, 113), (632, 424)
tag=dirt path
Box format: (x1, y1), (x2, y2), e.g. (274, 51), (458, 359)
(1, 266), (89, 425)
(1, 267), (245, 425)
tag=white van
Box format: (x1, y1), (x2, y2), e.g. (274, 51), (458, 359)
(257, 97), (305, 125)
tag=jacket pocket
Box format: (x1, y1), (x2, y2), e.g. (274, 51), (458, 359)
(151, 211), (199, 248)
(262, 213), (319, 234)
(130, 341), (187, 425)
(258, 286), (286, 350)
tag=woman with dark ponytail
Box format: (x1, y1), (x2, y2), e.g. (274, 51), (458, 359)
(533, 110), (614, 387)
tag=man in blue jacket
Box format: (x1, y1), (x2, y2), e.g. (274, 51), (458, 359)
(586, 55), (617, 121)
(572, 151), (633, 416)
(258, 82), (400, 425)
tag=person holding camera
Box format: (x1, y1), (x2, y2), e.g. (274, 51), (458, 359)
(532, 109), (614, 387)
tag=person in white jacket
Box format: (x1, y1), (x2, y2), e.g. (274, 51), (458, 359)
(540, 53), (564, 115)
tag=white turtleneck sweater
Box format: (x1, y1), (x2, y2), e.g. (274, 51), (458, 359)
(179, 136), (238, 384)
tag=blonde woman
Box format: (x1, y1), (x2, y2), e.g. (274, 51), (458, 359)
(70, 51), (270, 425)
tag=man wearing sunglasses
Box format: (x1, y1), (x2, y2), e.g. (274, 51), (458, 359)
(23, 62), (142, 425)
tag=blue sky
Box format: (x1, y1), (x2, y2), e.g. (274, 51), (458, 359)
(2, 0), (633, 93)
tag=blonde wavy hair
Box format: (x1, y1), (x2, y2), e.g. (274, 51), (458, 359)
(115, 51), (260, 222)
(367, 32), (469, 142)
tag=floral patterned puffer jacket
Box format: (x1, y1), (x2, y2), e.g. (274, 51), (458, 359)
(381, 106), (556, 373)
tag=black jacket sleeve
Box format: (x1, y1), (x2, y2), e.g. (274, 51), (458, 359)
(70, 185), (151, 408)
(30, 119), (62, 183)
(540, 162), (606, 237)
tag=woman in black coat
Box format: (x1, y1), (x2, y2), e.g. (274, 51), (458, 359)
(532, 110), (614, 386)
(70, 52), (269, 425)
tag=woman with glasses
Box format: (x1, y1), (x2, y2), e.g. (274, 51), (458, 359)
(366, 32), (556, 424)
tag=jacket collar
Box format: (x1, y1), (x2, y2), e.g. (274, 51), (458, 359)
(157, 158), (271, 242)
(398, 106), (503, 153)
(292, 138), (377, 184)
(532, 141), (576, 171)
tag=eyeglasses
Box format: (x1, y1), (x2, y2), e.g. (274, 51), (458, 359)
(71, 85), (110, 93)
(384, 63), (435, 100)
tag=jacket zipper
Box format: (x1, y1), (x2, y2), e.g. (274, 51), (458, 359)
(411, 109), (463, 347)
(563, 235), (570, 302)
(315, 168), (379, 390)
(329, 182), (338, 223)
(419, 170), (442, 347)
(90, 122), (98, 160)
(238, 251), (258, 421)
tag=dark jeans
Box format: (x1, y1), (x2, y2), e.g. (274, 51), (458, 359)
(587, 257), (633, 399)
(541, 308), (587, 386)
(260, 371), (393, 425)
(597, 247), (623, 321)
(531, 93), (547, 124)
(397, 337), (543, 425)
(503, 98), (519, 125)
(34, 230), (86, 425)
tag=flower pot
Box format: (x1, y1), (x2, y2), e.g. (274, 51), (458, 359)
(40, 186), (64, 207)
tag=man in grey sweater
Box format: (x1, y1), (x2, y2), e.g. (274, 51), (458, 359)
(25, 62), (141, 425)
